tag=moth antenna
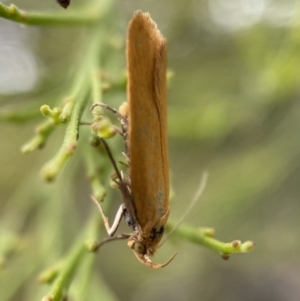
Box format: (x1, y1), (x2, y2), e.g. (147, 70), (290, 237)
(160, 172), (208, 246)
(119, 160), (129, 168)
(100, 139), (123, 183)
(91, 102), (127, 123)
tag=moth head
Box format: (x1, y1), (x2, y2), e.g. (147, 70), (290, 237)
(127, 235), (176, 269)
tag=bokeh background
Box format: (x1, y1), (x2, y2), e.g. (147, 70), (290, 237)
(1, 0), (300, 300)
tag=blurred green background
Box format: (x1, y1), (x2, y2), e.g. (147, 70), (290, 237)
(1, 0), (300, 300)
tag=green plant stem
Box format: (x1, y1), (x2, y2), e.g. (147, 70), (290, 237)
(41, 200), (110, 301)
(74, 251), (97, 299)
(167, 221), (254, 258)
(22, 119), (56, 153)
(82, 60), (108, 200)
(38, 262), (63, 284)
(0, 105), (40, 123)
(60, 73), (89, 123)
(40, 22), (105, 181)
(0, 3), (108, 26)
(91, 66), (102, 104)
(41, 238), (86, 301)
(40, 92), (86, 182)
(84, 142), (107, 202)
(76, 212), (103, 299)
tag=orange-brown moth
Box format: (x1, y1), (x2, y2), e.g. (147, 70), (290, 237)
(92, 11), (175, 269)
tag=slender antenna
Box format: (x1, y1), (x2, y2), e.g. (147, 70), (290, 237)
(100, 139), (123, 183)
(99, 137), (137, 226)
(91, 102), (127, 124)
(160, 172), (209, 246)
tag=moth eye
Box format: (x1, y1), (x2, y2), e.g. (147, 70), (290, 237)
(134, 241), (146, 255)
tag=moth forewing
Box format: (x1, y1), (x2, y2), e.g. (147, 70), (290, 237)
(92, 11), (174, 269)
(127, 11), (170, 261)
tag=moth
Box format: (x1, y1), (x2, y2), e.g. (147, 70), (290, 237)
(92, 11), (175, 269)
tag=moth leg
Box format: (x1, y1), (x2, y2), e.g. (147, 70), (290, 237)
(91, 196), (126, 237)
(91, 102), (127, 124)
(96, 233), (131, 249)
